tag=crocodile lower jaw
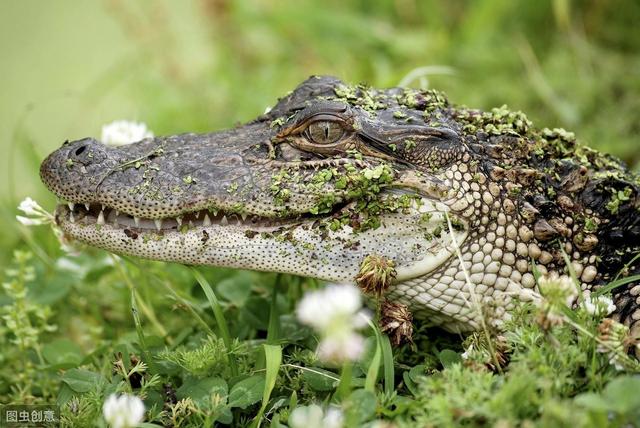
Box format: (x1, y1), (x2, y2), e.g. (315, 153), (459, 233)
(54, 199), (469, 284)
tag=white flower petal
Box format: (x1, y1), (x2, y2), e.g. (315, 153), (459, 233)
(317, 332), (365, 363)
(16, 215), (45, 226)
(103, 393), (145, 428)
(289, 404), (325, 428)
(18, 197), (43, 216)
(101, 120), (154, 146)
(583, 295), (616, 317)
(296, 284), (363, 331)
(323, 407), (344, 428)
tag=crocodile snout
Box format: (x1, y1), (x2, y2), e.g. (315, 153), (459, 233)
(40, 138), (115, 202)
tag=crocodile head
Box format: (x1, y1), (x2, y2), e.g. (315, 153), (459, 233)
(40, 76), (640, 333)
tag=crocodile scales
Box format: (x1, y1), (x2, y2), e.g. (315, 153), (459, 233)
(40, 76), (640, 336)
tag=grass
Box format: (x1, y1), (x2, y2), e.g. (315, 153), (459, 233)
(1, 1), (640, 426)
(1, 247), (639, 427)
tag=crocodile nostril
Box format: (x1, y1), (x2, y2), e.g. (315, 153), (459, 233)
(74, 146), (87, 156)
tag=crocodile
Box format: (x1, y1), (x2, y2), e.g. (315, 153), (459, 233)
(40, 76), (640, 336)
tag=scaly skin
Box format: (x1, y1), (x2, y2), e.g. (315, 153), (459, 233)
(40, 76), (640, 334)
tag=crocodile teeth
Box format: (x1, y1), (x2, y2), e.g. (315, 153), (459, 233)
(97, 210), (105, 225)
(176, 216), (182, 226)
(69, 211), (75, 223)
(154, 219), (163, 231)
(203, 214), (211, 227)
(134, 216), (140, 227)
(68, 203), (75, 211)
(84, 203), (90, 211)
(211, 210), (218, 216)
(241, 213), (248, 221)
(220, 215), (228, 226)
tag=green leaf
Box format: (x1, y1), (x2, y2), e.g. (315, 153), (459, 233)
(239, 296), (271, 330)
(28, 272), (72, 305)
(42, 339), (83, 368)
(228, 375), (265, 409)
(574, 393), (610, 412)
(61, 369), (103, 393)
(176, 377), (228, 408)
(345, 389), (377, 424)
(403, 365), (427, 397)
(302, 367), (340, 391)
(438, 349), (462, 368)
(56, 383), (75, 406)
(217, 271), (253, 307)
(217, 408), (233, 424)
(602, 376), (640, 414)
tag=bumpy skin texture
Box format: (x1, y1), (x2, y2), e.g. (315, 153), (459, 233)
(40, 76), (640, 334)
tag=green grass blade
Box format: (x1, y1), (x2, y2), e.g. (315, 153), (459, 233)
(615, 252), (640, 281)
(381, 334), (395, 396)
(251, 344), (282, 428)
(266, 276), (281, 345)
(191, 267), (239, 377)
(365, 321), (382, 393)
(592, 274), (640, 297)
(335, 361), (353, 400)
(111, 255), (157, 372)
(120, 256), (216, 337)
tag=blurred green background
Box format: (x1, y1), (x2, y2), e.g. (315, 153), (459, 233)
(1, 0), (638, 266)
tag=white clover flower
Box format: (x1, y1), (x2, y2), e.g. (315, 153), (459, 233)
(583, 295), (616, 317)
(102, 393), (145, 428)
(289, 404), (343, 428)
(297, 284), (366, 331)
(18, 197), (43, 216)
(16, 215), (47, 226)
(296, 284), (370, 363)
(16, 197), (82, 255)
(538, 274), (579, 307)
(460, 344), (474, 361)
(101, 120), (154, 146)
(317, 332), (366, 363)
(16, 197), (53, 226)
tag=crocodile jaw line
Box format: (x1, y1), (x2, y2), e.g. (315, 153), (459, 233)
(55, 199), (468, 283)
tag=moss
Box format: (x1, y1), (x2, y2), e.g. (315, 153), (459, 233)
(606, 187), (633, 214)
(583, 217), (599, 233)
(332, 83), (387, 114)
(226, 182), (239, 193)
(270, 117), (285, 128)
(397, 88), (448, 113)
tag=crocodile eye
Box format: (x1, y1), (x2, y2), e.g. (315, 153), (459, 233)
(304, 120), (345, 145)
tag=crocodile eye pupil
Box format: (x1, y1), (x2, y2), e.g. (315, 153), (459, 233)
(305, 121), (344, 144)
